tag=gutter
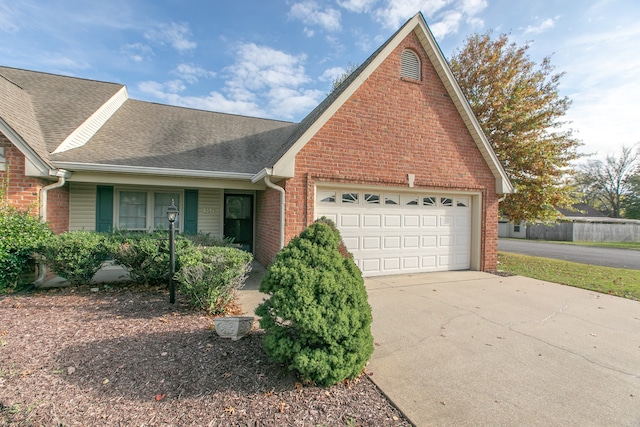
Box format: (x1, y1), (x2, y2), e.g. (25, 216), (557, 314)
(33, 169), (72, 287)
(263, 174), (286, 250)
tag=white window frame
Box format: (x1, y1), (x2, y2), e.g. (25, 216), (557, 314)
(115, 188), (182, 232)
(0, 146), (5, 171)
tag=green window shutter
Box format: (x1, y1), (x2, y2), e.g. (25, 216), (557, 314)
(96, 186), (114, 232)
(183, 189), (198, 235)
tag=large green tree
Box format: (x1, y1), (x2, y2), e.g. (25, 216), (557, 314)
(449, 32), (581, 223)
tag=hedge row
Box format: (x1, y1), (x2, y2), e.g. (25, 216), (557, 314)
(1, 227), (251, 315)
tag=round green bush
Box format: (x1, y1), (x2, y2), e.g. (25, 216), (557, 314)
(255, 219), (374, 386)
(112, 231), (193, 286)
(0, 206), (53, 291)
(176, 246), (252, 314)
(40, 231), (115, 286)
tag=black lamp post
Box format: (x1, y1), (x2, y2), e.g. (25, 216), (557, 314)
(167, 199), (178, 304)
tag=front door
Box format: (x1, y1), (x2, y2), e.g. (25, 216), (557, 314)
(224, 194), (254, 252)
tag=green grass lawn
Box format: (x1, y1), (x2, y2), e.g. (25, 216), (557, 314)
(498, 251), (640, 301)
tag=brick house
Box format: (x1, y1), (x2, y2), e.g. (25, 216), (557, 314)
(0, 13), (512, 277)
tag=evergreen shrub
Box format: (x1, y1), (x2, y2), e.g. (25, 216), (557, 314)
(255, 219), (374, 386)
(112, 231), (193, 285)
(0, 206), (53, 291)
(176, 246), (252, 314)
(41, 231), (115, 286)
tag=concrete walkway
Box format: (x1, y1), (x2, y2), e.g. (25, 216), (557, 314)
(365, 271), (640, 426)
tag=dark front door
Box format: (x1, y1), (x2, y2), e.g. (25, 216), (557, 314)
(224, 194), (254, 252)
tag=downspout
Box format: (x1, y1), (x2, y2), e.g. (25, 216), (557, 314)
(264, 175), (285, 249)
(34, 169), (71, 287)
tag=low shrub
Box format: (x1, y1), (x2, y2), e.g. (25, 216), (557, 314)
(176, 246), (252, 315)
(255, 219), (374, 386)
(0, 206), (53, 291)
(112, 231), (193, 285)
(40, 231), (115, 286)
(184, 232), (236, 248)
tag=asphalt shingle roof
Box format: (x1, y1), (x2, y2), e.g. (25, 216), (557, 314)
(51, 100), (297, 175)
(0, 72), (49, 165)
(0, 66), (124, 154)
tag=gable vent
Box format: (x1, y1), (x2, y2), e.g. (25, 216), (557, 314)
(401, 49), (421, 80)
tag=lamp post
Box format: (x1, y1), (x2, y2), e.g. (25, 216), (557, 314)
(167, 199), (178, 304)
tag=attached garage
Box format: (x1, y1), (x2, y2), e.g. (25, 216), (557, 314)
(315, 186), (481, 276)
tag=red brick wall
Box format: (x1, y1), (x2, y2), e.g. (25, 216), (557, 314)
(0, 132), (69, 234)
(254, 187), (285, 266)
(259, 31), (500, 271)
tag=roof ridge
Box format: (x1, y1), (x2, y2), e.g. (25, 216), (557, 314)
(0, 65), (123, 87)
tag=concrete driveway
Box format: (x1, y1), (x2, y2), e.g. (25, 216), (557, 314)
(365, 271), (640, 426)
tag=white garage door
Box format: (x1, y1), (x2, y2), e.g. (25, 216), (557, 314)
(316, 187), (472, 276)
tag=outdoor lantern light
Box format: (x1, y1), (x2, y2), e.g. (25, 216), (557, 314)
(167, 199), (178, 304)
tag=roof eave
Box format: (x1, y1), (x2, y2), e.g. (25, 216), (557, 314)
(0, 118), (51, 175)
(51, 161), (255, 181)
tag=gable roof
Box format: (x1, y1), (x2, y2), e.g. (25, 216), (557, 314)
(265, 12), (513, 194)
(0, 66), (124, 155)
(52, 99), (296, 177)
(0, 71), (50, 173)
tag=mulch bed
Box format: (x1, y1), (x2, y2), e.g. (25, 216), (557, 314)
(0, 283), (411, 426)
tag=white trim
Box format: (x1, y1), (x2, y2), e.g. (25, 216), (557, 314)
(52, 161), (255, 180)
(271, 13), (513, 194)
(0, 117), (50, 175)
(115, 187), (183, 232)
(52, 86), (128, 154)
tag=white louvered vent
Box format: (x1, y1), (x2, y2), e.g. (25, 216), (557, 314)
(401, 49), (420, 80)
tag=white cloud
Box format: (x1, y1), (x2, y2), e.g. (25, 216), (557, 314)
(374, 0), (451, 28)
(372, 0), (486, 38)
(524, 17), (558, 35)
(319, 66), (347, 82)
(288, 1), (342, 32)
(144, 22), (196, 53)
(173, 63), (216, 84)
(120, 43), (153, 62)
(138, 43), (324, 120)
(337, 0), (379, 13)
(460, 0), (486, 16)
(429, 10), (462, 38)
(555, 23), (640, 158)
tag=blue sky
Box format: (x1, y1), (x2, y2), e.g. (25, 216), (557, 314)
(1, 0), (638, 160)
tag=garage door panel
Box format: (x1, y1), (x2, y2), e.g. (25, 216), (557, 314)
(403, 215), (420, 227)
(362, 236), (381, 250)
(383, 257), (401, 271)
(403, 235), (419, 248)
(363, 214), (382, 227)
(440, 215), (455, 227)
(361, 258), (380, 273)
(340, 214), (359, 227)
(342, 236), (359, 250)
(383, 236), (401, 249)
(422, 215), (437, 227)
(422, 235), (437, 247)
(403, 256), (420, 269)
(317, 188), (473, 276)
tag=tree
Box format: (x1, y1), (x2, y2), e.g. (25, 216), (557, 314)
(331, 62), (359, 92)
(449, 32), (582, 223)
(256, 219), (374, 386)
(575, 144), (640, 218)
(624, 174), (640, 219)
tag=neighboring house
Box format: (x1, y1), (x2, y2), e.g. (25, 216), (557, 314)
(0, 13), (513, 277)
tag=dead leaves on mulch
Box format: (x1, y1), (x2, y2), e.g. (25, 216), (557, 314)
(0, 283), (410, 426)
